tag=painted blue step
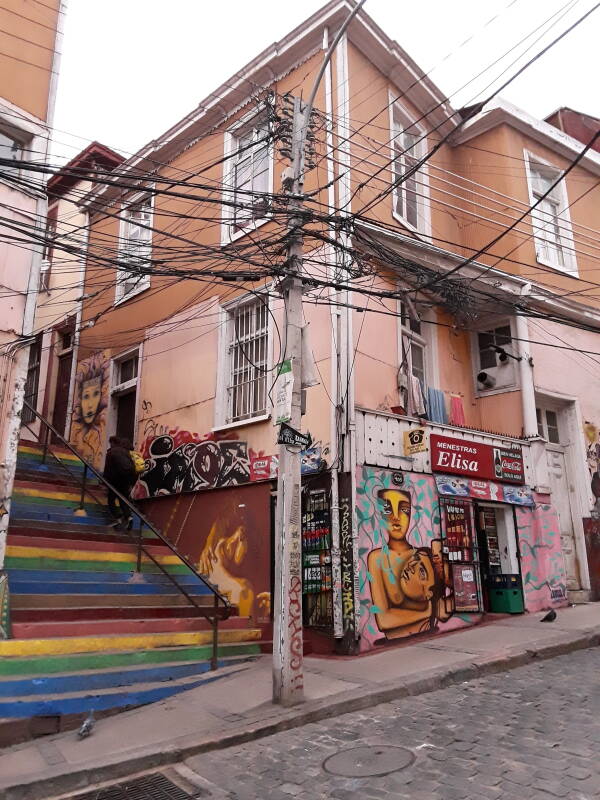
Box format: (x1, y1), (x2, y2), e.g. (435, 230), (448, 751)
(0, 658), (247, 697)
(0, 670), (229, 717)
(9, 507), (109, 525)
(6, 569), (210, 587)
(8, 581), (212, 595)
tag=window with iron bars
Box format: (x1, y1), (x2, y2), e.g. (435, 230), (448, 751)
(225, 298), (269, 423)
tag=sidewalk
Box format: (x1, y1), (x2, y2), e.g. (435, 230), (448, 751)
(3, 604), (600, 800)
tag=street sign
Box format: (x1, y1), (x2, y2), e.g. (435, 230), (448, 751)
(277, 422), (311, 449)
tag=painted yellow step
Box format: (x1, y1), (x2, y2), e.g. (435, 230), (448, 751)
(6, 545), (180, 565)
(19, 444), (81, 462)
(13, 486), (107, 505)
(0, 628), (261, 657)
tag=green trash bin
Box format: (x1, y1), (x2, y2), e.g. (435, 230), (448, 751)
(489, 587), (524, 614)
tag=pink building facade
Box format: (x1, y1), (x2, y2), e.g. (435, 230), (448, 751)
(44, 1), (600, 654)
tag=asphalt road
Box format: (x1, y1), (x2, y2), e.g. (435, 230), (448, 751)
(184, 646), (600, 800)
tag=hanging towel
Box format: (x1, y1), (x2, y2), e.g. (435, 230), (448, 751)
(449, 395), (467, 427)
(408, 374), (427, 417)
(427, 387), (448, 424)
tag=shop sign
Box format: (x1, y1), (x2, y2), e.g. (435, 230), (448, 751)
(430, 434), (524, 484)
(404, 427), (427, 456)
(435, 475), (534, 505)
(250, 454), (278, 481)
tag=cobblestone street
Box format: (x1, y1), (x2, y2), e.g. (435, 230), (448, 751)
(185, 647), (600, 800)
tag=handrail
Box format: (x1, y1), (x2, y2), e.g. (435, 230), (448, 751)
(21, 400), (230, 669)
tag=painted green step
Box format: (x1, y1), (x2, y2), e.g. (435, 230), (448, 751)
(4, 556), (193, 574)
(11, 494), (105, 510)
(0, 643), (262, 676)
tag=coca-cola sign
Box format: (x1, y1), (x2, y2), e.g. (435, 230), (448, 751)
(430, 434), (524, 484)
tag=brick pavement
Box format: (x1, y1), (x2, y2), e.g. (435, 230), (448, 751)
(184, 647), (600, 800)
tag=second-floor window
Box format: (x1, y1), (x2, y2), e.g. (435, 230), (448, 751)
(399, 302), (427, 389)
(116, 194), (153, 303)
(526, 155), (576, 275)
(391, 105), (426, 230)
(224, 296), (269, 424)
(224, 119), (270, 240)
(477, 324), (512, 371)
(0, 130), (21, 180)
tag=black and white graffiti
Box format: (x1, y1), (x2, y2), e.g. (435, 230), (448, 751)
(136, 435), (250, 498)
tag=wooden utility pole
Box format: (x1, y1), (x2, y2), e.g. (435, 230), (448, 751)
(272, 0), (367, 707)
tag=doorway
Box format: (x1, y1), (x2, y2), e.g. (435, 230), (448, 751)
(51, 327), (75, 441)
(475, 502), (524, 613)
(109, 348), (140, 448)
(546, 446), (579, 590)
(536, 398), (581, 591)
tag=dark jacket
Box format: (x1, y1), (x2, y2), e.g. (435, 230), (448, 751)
(104, 445), (136, 487)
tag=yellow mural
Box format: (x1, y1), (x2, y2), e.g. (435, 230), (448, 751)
(367, 487), (454, 638)
(198, 505), (270, 620)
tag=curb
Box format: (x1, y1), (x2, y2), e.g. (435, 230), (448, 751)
(4, 627), (600, 800)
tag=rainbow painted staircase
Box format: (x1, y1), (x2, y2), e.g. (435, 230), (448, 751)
(0, 438), (263, 746)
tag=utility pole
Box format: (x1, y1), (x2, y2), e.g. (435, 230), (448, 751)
(272, 0), (367, 707)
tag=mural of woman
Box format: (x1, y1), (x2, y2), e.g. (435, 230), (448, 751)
(71, 353), (109, 467)
(368, 487), (454, 639)
(197, 503), (270, 621)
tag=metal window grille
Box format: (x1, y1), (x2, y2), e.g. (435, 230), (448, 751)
(22, 335), (42, 424)
(227, 298), (268, 422)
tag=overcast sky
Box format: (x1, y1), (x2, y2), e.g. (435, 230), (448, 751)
(51, 0), (599, 164)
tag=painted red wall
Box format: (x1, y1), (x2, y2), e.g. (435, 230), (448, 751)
(140, 481), (272, 627)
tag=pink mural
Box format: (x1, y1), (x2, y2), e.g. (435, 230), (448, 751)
(356, 467), (567, 652)
(515, 495), (568, 611)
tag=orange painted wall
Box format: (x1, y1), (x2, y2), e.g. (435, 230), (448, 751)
(452, 124), (600, 308)
(0, 0), (60, 121)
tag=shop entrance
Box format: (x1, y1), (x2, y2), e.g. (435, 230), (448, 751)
(475, 503), (524, 614)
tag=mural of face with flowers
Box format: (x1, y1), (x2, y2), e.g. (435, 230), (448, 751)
(357, 467), (455, 648)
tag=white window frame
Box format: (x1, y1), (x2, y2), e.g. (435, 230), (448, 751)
(388, 93), (431, 236)
(221, 110), (273, 245)
(472, 319), (518, 396)
(214, 291), (273, 430)
(524, 150), (577, 277)
(0, 100), (44, 197)
(396, 296), (437, 397)
(115, 191), (154, 305)
(105, 344), (142, 455)
(536, 403), (562, 445)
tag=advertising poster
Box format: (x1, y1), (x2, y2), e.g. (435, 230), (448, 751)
(452, 564), (480, 612)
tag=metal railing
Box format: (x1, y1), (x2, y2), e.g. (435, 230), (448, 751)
(21, 400), (231, 670)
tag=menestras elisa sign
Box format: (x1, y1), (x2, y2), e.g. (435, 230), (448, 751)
(430, 434), (525, 484)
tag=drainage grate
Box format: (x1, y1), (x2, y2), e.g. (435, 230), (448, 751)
(68, 773), (208, 800)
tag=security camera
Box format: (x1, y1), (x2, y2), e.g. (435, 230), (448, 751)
(477, 371), (496, 389)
